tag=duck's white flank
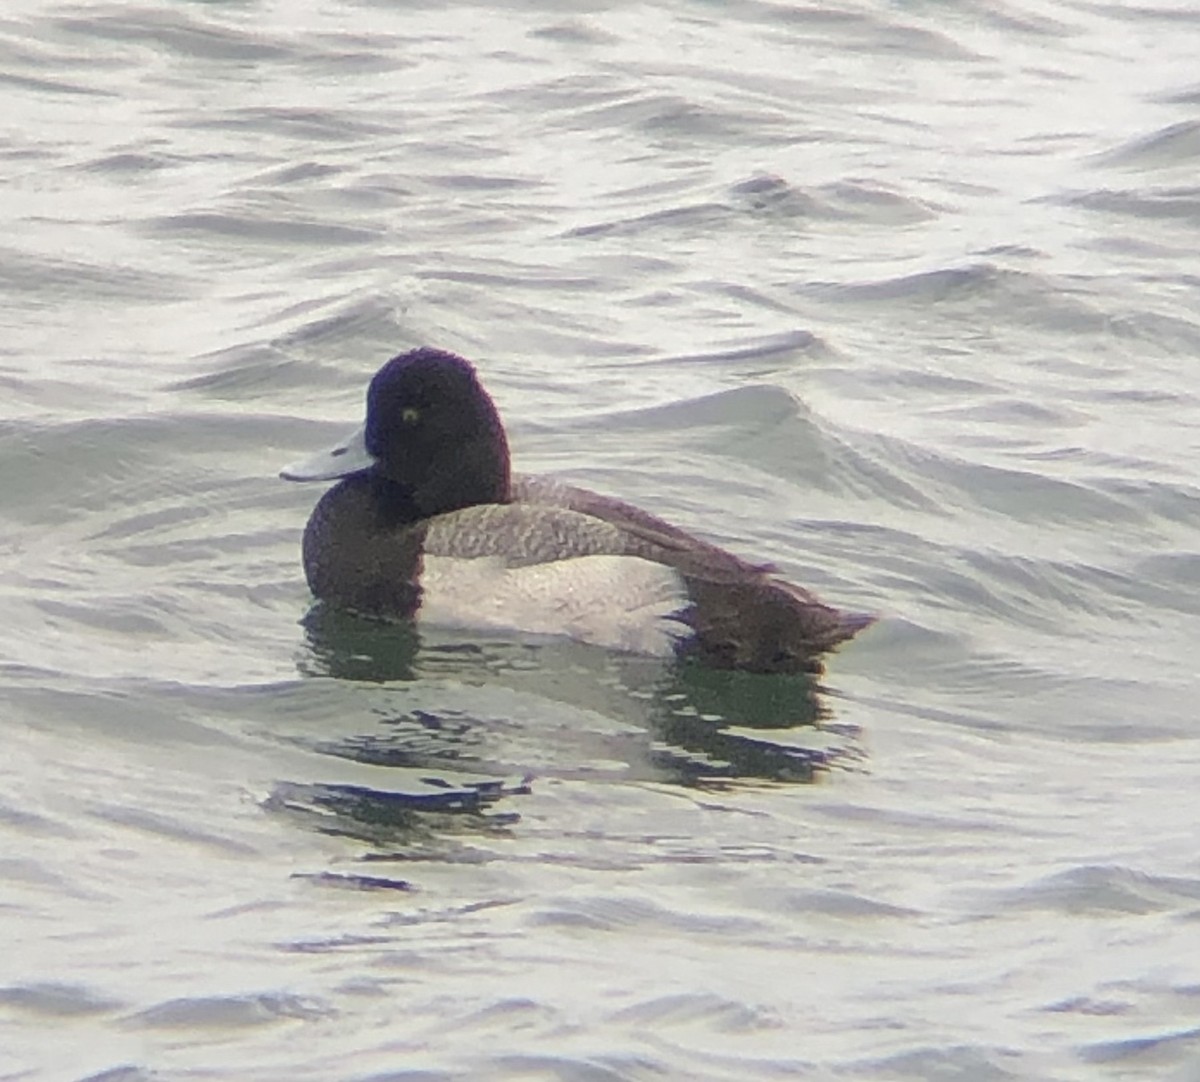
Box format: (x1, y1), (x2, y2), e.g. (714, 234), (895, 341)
(417, 554), (691, 656)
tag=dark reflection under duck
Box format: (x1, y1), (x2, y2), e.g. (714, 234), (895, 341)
(294, 605), (859, 793)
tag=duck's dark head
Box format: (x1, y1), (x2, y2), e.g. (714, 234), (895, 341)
(281, 347), (511, 518)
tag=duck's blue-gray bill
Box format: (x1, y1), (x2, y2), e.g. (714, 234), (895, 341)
(280, 424), (375, 482)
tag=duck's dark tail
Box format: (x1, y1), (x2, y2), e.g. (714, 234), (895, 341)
(680, 575), (876, 674)
(769, 578), (876, 652)
(834, 609), (877, 643)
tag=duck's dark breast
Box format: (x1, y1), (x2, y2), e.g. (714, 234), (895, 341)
(301, 476), (426, 617)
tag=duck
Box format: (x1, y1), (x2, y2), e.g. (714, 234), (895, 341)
(281, 347), (873, 674)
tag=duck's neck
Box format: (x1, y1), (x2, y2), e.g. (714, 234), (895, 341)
(372, 435), (511, 527)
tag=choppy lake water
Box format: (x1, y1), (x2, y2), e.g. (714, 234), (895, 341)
(3, 1), (1200, 1079)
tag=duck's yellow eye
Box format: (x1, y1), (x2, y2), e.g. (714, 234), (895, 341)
(400, 407), (420, 424)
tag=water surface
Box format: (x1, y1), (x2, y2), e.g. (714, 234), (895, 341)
(3, 1), (1200, 1079)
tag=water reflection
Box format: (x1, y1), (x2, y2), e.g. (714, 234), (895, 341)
(265, 775), (528, 849)
(278, 606), (861, 843)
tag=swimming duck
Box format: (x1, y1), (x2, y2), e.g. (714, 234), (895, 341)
(281, 348), (872, 673)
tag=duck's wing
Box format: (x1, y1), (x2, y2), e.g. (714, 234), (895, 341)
(421, 498), (632, 564)
(417, 502), (692, 656)
(512, 475), (793, 585)
(510, 475), (874, 668)
(512, 474), (734, 550)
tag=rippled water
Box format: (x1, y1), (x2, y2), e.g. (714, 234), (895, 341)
(3, 1), (1200, 1079)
